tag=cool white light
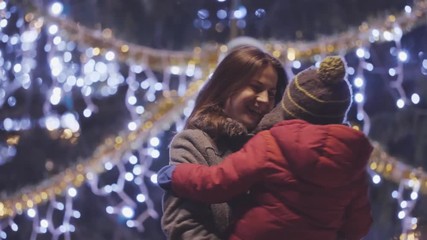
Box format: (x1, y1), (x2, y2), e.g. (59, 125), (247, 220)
(68, 187), (77, 197)
(27, 208), (36, 218)
(170, 66), (180, 75)
(128, 121), (137, 131)
(106, 206), (114, 214)
(136, 106), (145, 114)
(45, 116), (60, 131)
(354, 93), (364, 103)
(292, 61), (301, 69)
(150, 149), (160, 158)
(10, 224), (18, 232)
(61, 113), (80, 132)
(398, 51), (408, 62)
(398, 211), (406, 219)
(40, 219), (49, 228)
(383, 31), (393, 41)
(126, 220), (135, 228)
(125, 172), (134, 181)
(411, 192), (418, 200)
(83, 108), (93, 118)
(371, 29), (380, 37)
(48, 25), (58, 35)
(150, 174), (158, 184)
(353, 77), (364, 88)
(372, 174), (381, 184)
(73, 210), (81, 218)
(356, 48), (365, 58)
(411, 93), (420, 104)
(121, 206), (134, 218)
(357, 113), (364, 121)
(50, 87), (62, 105)
(396, 99), (405, 109)
(132, 165), (142, 175)
(127, 96), (137, 105)
(105, 51), (115, 61)
(137, 194), (146, 203)
(150, 137), (160, 147)
(104, 162), (113, 171)
(128, 155), (138, 165)
(391, 190), (398, 199)
(50, 2), (64, 16)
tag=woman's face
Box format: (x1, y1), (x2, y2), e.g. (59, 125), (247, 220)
(224, 65), (278, 131)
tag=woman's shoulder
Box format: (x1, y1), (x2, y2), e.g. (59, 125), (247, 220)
(172, 129), (213, 144)
(170, 129), (217, 153)
(170, 129), (224, 165)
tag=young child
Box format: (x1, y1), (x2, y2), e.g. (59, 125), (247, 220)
(157, 56), (373, 240)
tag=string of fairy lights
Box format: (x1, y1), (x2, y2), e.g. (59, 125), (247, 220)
(0, 0), (426, 239)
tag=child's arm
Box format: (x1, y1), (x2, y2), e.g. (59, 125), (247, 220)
(158, 132), (273, 203)
(337, 176), (373, 240)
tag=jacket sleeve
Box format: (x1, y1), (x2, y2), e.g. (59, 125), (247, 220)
(171, 132), (271, 203)
(161, 130), (226, 240)
(338, 175), (373, 240)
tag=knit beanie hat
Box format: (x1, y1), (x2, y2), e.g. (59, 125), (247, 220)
(281, 56), (352, 125)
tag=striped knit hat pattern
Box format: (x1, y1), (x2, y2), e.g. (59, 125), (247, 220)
(281, 56), (352, 125)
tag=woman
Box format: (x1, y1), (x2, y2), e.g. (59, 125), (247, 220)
(161, 45), (288, 240)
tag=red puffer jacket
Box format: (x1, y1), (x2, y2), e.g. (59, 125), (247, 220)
(171, 119), (373, 240)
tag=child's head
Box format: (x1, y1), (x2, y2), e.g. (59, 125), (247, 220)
(281, 56), (352, 125)
(256, 56), (352, 130)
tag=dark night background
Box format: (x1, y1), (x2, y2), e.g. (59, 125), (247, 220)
(1, 0), (427, 239)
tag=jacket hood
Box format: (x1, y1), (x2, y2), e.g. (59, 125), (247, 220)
(269, 119), (373, 188)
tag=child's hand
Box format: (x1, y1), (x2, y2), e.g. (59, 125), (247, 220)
(157, 165), (176, 191)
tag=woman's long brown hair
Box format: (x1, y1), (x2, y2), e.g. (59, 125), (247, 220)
(185, 45), (288, 139)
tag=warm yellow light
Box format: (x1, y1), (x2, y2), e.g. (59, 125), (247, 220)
(219, 45), (228, 53)
(34, 195), (42, 204)
(388, 15), (396, 22)
(76, 174), (85, 182)
(41, 192), (48, 200)
(92, 47), (101, 56)
(15, 202), (23, 211)
(102, 28), (112, 38)
(370, 162), (378, 170)
(385, 163), (393, 173)
(287, 48), (296, 61)
(272, 50), (281, 58)
(61, 129), (73, 139)
(115, 136), (123, 145)
(143, 121), (153, 130)
(26, 200), (34, 208)
(121, 44), (129, 53)
(33, 18), (44, 29)
(25, 13), (34, 22)
(193, 47), (202, 55)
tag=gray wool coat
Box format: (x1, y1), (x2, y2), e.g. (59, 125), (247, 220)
(161, 105), (284, 240)
(161, 104), (253, 240)
(162, 129), (232, 240)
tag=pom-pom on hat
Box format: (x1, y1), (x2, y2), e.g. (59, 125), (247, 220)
(281, 56), (352, 124)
